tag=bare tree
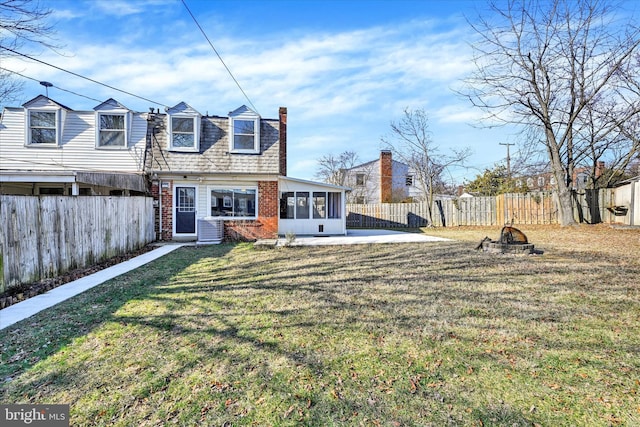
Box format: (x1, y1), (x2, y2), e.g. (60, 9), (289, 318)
(314, 150), (360, 186)
(0, 0), (55, 104)
(315, 151), (377, 203)
(462, 0), (640, 226)
(381, 108), (471, 225)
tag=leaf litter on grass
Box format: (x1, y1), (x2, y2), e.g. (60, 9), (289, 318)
(0, 228), (639, 426)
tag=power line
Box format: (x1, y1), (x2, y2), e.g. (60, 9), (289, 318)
(0, 67), (103, 103)
(180, 0), (259, 114)
(0, 45), (168, 107)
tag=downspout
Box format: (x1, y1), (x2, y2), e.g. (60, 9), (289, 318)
(159, 179), (163, 241)
(631, 180), (636, 226)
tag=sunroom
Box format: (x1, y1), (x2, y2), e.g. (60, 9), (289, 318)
(278, 177), (349, 236)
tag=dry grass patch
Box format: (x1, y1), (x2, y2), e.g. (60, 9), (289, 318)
(1, 225), (639, 426)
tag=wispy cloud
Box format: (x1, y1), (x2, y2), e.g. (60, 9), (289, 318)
(91, 0), (175, 17)
(7, 1), (511, 181)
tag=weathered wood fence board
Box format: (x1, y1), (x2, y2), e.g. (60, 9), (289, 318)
(347, 190), (617, 228)
(497, 192), (558, 225)
(0, 196), (155, 293)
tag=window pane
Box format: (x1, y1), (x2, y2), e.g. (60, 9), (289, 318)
(100, 130), (125, 146)
(234, 120), (254, 135)
(30, 111), (55, 127)
(172, 117), (194, 132)
(280, 192), (294, 219)
(31, 128), (56, 144)
(172, 133), (194, 148)
(39, 187), (64, 195)
(233, 119), (256, 151)
(296, 192), (309, 219)
(100, 114), (124, 130)
(328, 192), (341, 219)
(313, 192), (326, 219)
(211, 189), (233, 216)
(210, 189), (256, 217)
(234, 134), (255, 150)
(177, 187), (195, 211)
(29, 111), (56, 144)
(234, 189), (256, 217)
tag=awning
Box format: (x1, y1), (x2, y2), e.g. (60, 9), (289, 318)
(75, 172), (147, 193)
(0, 171), (148, 193)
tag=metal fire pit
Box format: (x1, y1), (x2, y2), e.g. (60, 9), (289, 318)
(476, 226), (535, 255)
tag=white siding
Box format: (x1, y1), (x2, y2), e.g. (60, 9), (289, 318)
(0, 108), (146, 173)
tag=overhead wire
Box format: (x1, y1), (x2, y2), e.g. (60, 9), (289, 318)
(0, 45), (168, 107)
(180, 0), (259, 114)
(0, 67), (103, 103)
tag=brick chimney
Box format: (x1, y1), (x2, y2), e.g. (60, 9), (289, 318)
(279, 107), (287, 176)
(596, 161), (605, 178)
(380, 150), (392, 203)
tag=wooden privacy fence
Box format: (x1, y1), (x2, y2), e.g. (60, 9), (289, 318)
(0, 196), (155, 293)
(347, 190), (617, 228)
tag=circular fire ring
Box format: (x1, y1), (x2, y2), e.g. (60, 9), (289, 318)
(482, 241), (535, 255)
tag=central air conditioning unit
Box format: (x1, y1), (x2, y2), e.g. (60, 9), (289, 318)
(197, 217), (224, 244)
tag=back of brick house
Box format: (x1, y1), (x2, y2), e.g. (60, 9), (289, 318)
(147, 104), (287, 241)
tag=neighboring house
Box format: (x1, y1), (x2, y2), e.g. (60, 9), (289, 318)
(514, 162), (606, 192)
(0, 95), (148, 195)
(344, 150), (418, 203)
(0, 96), (348, 241)
(514, 172), (556, 192)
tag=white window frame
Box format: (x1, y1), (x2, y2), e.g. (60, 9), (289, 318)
(168, 114), (200, 152)
(229, 116), (260, 154)
(208, 186), (258, 220)
(25, 108), (61, 146)
(95, 111), (129, 149)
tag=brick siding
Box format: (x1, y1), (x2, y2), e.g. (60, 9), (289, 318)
(226, 180), (279, 241)
(159, 180), (173, 241)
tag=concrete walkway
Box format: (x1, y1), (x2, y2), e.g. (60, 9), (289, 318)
(277, 229), (452, 246)
(0, 244), (184, 331)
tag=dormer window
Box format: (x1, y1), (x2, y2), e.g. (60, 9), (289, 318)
(23, 95), (68, 147)
(167, 102), (201, 152)
(28, 110), (58, 145)
(171, 117), (195, 148)
(94, 98), (131, 149)
(229, 105), (260, 154)
(97, 113), (126, 147)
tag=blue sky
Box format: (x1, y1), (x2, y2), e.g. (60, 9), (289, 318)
(4, 0), (524, 183)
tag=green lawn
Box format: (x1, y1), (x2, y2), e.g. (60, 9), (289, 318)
(1, 225), (639, 426)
